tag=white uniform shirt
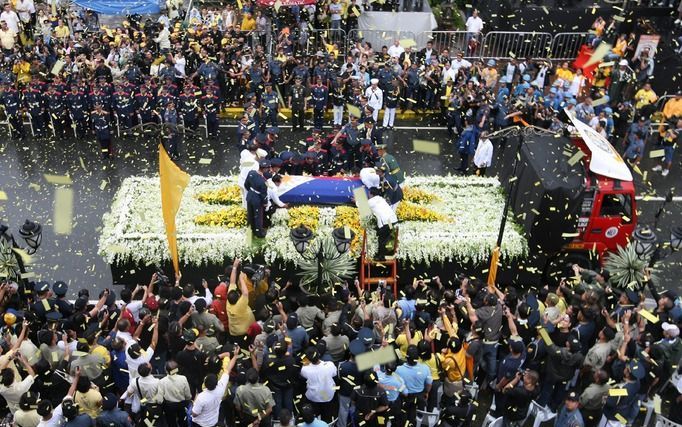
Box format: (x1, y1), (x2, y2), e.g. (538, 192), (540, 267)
(192, 373), (229, 427)
(364, 86), (383, 111)
(368, 195), (398, 228)
(473, 138), (493, 168)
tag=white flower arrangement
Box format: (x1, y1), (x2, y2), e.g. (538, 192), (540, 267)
(98, 175), (527, 267)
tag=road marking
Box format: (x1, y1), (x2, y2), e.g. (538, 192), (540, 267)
(635, 196), (682, 202)
(217, 124), (448, 130)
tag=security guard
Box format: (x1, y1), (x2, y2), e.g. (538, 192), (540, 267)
(66, 85), (89, 138)
(23, 83), (46, 137)
(52, 281), (74, 318)
(178, 85), (199, 132)
(135, 84), (156, 125)
(244, 160), (270, 238)
(46, 84), (67, 139)
(311, 77), (328, 131)
(261, 83), (279, 128)
(202, 90), (220, 138)
(288, 76), (307, 132)
(0, 83), (24, 139)
(92, 103), (113, 159)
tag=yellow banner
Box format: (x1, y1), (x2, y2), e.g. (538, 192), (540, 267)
(159, 144), (190, 274)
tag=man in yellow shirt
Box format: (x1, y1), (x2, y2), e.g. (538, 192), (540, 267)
(662, 92), (682, 121)
(241, 12), (256, 31)
(226, 259), (256, 345)
(54, 18), (69, 40)
(634, 82), (657, 111)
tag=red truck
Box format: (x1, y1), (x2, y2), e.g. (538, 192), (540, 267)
(505, 113), (637, 279)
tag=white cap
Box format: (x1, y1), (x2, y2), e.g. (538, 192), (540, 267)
(619, 59), (628, 66)
(662, 322), (680, 338)
(370, 78), (379, 85)
(256, 148), (268, 158)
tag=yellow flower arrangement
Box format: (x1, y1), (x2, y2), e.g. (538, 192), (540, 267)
(402, 186), (440, 204)
(288, 206), (320, 231)
(334, 206), (363, 254)
(397, 201), (447, 222)
(194, 206), (247, 227)
(196, 185), (242, 205)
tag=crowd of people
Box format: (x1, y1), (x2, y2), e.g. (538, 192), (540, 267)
(1, 0), (682, 426)
(2, 258), (682, 427)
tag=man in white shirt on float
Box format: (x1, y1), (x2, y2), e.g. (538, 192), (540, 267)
(473, 131), (493, 176)
(365, 79), (383, 122)
(367, 187), (398, 260)
(238, 144), (267, 208)
(387, 39), (405, 59)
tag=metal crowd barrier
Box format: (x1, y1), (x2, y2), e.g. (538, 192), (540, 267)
(550, 32), (591, 61)
(480, 31), (553, 61)
(348, 29), (417, 53)
(424, 31), (476, 59)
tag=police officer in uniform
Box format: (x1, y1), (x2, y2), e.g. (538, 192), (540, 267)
(23, 82), (46, 137)
(92, 103), (113, 159)
(0, 83), (24, 139)
(311, 77), (328, 131)
(202, 90), (219, 138)
(90, 84), (112, 113)
(135, 84), (156, 126)
(179, 85), (199, 132)
(261, 82), (279, 128)
(52, 281), (74, 318)
(113, 84), (135, 131)
(46, 84), (67, 139)
(31, 281), (58, 323)
(376, 164), (403, 211)
(163, 101), (180, 159)
(331, 77), (346, 128)
(244, 160), (270, 238)
(66, 85), (89, 138)
(288, 77), (307, 132)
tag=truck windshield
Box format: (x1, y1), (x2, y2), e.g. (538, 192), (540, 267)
(599, 194), (633, 222)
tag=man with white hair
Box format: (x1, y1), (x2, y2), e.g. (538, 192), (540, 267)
(365, 79), (383, 122)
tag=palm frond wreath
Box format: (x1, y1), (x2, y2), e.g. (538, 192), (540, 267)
(603, 243), (655, 291)
(297, 236), (356, 295)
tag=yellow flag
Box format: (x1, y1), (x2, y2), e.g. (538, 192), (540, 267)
(487, 246), (500, 287)
(159, 144), (190, 274)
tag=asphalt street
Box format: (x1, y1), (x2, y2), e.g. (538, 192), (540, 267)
(0, 114), (681, 298)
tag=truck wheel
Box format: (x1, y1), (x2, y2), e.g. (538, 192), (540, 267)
(543, 251), (595, 284)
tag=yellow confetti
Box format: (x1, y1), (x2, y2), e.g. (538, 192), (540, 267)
(54, 187), (74, 235)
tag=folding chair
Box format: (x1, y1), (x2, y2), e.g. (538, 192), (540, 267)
(416, 409), (440, 427)
(527, 400), (556, 427)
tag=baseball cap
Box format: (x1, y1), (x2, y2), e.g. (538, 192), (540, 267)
(102, 393), (118, 410)
(144, 295), (159, 311)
